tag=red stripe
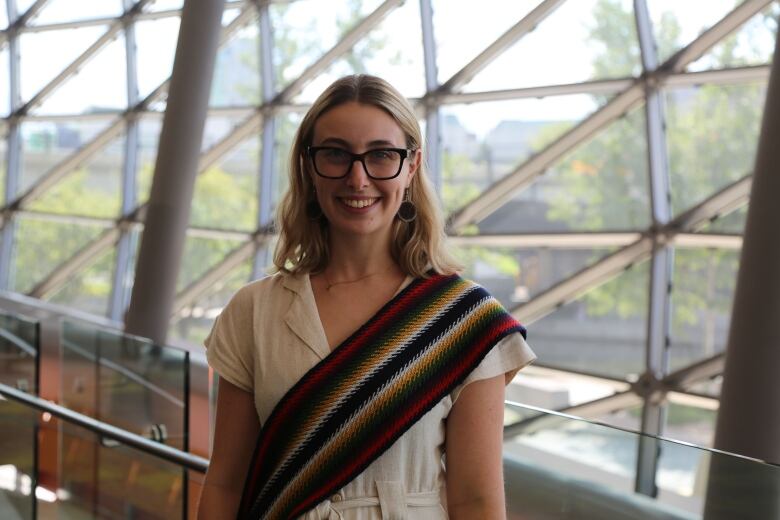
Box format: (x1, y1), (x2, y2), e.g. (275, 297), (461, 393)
(290, 314), (519, 517)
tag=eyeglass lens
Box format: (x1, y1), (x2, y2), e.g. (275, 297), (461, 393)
(313, 148), (403, 179)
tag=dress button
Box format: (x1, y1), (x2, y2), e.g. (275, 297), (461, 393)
(331, 494), (342, 502)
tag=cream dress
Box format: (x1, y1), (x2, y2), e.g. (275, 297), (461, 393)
(205, 272), (535, 519)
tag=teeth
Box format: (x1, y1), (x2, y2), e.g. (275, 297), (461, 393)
(342, 198), (377, 208)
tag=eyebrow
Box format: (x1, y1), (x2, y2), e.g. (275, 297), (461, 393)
(318, 137), (400, 148)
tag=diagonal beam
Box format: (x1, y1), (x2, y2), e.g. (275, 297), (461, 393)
(13, 0), (50, 27)
(28, 227), (121, 298)
(511, 236), (654, 324)
(670, 174), (751, 232)
(449, 0), (770, 231)
(439, 0), (567, 93)
(664, 353), (724, 389)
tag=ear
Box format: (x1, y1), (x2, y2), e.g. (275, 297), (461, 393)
(407, 148), (422, 184)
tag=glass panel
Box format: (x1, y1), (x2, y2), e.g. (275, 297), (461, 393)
(191, 137), (259, 231)
(294, 0), (426, 103)
(169, 258), (253, 345)
(478, 104), (649, 233)
(505, 402), (780, 518)
(32, 0), (123, 24)
(57, 421), (184, 519)
(0, 311), (39, 393)
(669, 248), (738, 372)
(664, 401), (717, 448)
(210, 24), (260, 107)
(666, 82), (766, 216)
(137, 116), (163, 205)
(531, 259), (649, 379)
(13, 218), (106, 294)
(648, 0), (738, 65)
(464, 0), (640, 93)
(441, 96), (599, 215)
(0, 1), (7, 29)
(19, 118), (115, 194)
(177, 236), (245, 292)
(0, 129), (6, 202)
(135, 16), (180, 102)
(274, 112), (303, 212)
(145, 0), (183, 11)
(271, 0), (384, 92)
(47, 248), (117, 316)
(687, 4), (779, 71)
(697, 205), (747, 234)
(0, 47), (9, 116)
(32, 33), (127, 115)
(26, 132), (125, 218)
(432, 0), (538, 85)
(18, 25), (109, 104)
(0, 400), (36, 520)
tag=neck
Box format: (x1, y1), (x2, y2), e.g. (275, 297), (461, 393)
(326, 231), (397, 279)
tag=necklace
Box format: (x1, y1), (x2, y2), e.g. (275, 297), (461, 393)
(322, 268), (390, 291)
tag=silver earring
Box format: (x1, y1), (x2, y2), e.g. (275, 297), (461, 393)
(397, 188), (417, 223)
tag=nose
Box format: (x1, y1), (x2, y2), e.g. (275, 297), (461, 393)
(345, 157), (370, 189)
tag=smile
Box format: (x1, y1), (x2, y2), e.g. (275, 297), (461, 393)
(339, 198), (379, 209)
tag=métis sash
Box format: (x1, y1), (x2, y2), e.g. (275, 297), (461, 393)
(237, 273), (526, 519)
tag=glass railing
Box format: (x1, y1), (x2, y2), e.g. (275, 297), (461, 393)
(503, 401), (780, 519)
(0, 311), (39, 394)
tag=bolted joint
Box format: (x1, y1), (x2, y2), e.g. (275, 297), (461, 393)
(631, 371), (668, 404)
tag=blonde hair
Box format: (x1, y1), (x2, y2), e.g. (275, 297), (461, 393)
(273, 74), (460, 277)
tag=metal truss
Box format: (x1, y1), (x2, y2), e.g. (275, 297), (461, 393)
(1, 0), (774, 442)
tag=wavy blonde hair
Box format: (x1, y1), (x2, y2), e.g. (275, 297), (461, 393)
(273, 74), (460, 277)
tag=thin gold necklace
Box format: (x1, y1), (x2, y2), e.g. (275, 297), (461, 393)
(322, 268), (391, 291)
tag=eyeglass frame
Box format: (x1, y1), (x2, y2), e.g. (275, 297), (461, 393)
(306, 146), (416, 180)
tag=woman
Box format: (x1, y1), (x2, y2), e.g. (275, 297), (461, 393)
(198, 75), (535, 519)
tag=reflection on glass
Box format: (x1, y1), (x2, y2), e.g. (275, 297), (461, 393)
(441, 96), (599, 215)
(662, 401), (717, 449)
(464, 0), (640, 93)
(0, 400), (37, 520)
(669, 248), (738, 372)
(294, 0), (425, 103)
(19, 26), (108, 103)
(0, 312), (39, 393)
(666, 83), (766, 216)
(687, 5), (779, 72)
(32, 34), (127, 115)
(48, 248), (117, 317)
(432, 0), (537, 85)
(530, 260), (649, 379)
(478, 105), (649, 233)
(31, 0), (123, 25)
(13, 217), (106, 294)
(19, 119), (115, 194)
(27, 133), (125, 219)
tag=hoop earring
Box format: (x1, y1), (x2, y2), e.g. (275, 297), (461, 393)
(396, 188), (417, 223)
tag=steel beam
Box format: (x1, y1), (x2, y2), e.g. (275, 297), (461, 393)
(447, 232), (641, 249)
(664, 353), (724, 389)
(437, 78), (634, 104)
(439, 0), (567, 93)
(664, 65), (770, 88)
(419, 0), (441, 191)
(670, 174), (751, 232)
(672, 233), (742, 249)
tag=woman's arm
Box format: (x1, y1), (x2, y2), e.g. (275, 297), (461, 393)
(445, 374), (507, 519)
(197, 377), (261, 519)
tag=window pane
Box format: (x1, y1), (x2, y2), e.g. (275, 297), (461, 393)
(441, 96), (600, 216)
(479, 104), (650, 233)
(464, 0), (640, 93)
(27, 132), (125, 218)
(0, 47), (9, 116)
(530, 259), (650, 379)
(33, 33), (127, 115)
(19, 26), (109, 104)
(176, 236), (245, 292)
(210, 24), (261, 107)
(48, 248), (116, 316)
(666, 83), (766, 216)
(135, 16), (180, 102)
(31, 0), (123, 25)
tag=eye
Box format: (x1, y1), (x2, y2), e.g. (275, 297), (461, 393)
(367, 149), (397, 161)
(322, 148), (350, 161)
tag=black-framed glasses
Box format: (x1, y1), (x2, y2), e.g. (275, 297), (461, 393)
(307, 146), (414, 180)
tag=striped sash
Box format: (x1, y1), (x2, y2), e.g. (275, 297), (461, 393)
(237, 273), (526, 519)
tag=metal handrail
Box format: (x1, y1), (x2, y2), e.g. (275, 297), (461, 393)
(0, 382), (209, 473)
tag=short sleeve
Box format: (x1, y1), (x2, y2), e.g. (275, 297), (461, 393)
(203, 286), (255, 393)
(450, 332), (535, 403)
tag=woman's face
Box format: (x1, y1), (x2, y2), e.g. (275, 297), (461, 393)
(309, 101), (419, 243)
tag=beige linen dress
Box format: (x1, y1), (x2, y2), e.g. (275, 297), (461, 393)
(205, 272), (536, 519)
